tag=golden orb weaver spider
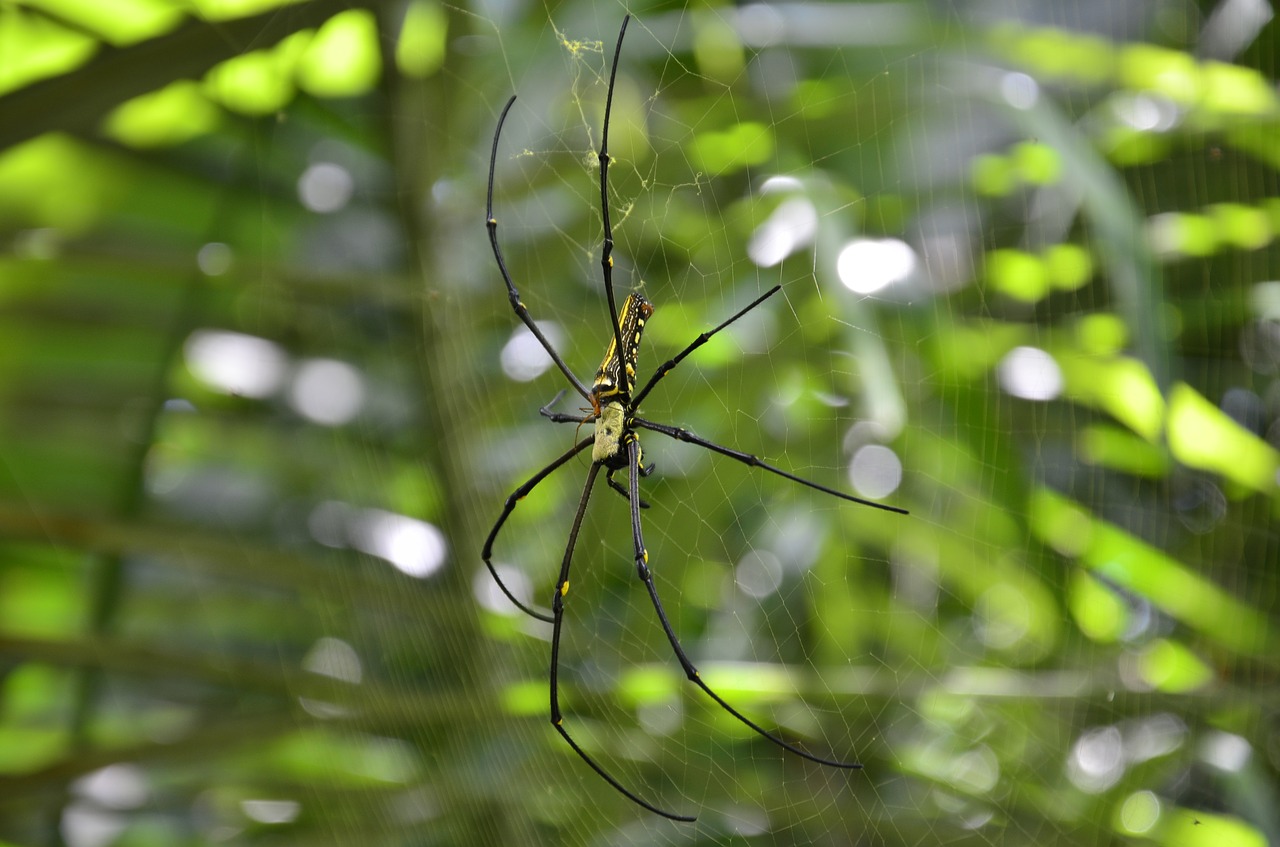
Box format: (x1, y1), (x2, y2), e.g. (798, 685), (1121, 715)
(483, 15), (908, 821)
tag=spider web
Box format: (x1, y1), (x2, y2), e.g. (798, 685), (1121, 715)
(470, 3), (1280, 846)
(1, 1), (1276, 846)
(477, 10), (916, 840)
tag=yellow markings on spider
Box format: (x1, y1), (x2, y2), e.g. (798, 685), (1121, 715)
(560, 581), (570, 596)
(592, 292), (652, 403)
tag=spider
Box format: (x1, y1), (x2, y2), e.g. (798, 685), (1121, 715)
(483, 15), (907, 821)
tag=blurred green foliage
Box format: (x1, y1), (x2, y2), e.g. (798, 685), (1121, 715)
(0, 0), (1277, 845)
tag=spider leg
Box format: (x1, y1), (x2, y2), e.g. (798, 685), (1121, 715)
(482, 436), (593, 622)
(598, 15), (632, 388)
(542, 411), (590, 424)
(488, 95), (592, 403)
(540, 391), (591, 425)
(549, 461), (695, 822)
(625, 439), (862, 771)
(632, 417), (908, 515)
(631, 284), (782, 409)
(606, 468), (649, 509)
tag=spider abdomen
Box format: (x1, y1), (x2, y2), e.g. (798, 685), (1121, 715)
(592, 292), (653, 404)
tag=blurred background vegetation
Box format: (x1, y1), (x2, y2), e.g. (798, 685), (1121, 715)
(1, 0), (1278, 845)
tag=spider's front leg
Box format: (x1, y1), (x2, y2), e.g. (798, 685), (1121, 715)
(487, 98), (592, 405)
(539, 390), (591, 424)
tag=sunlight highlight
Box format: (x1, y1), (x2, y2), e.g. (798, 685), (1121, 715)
(998, 346), (1063, 401)
(474, 564), (538, 618)
(303, 637), (363, 684)
(308, 502), (447, 579)
(837, 237), (917, 294)
(61, 804), (124, 847)
(735, 550), (784, 599)
(848, 444), (903, 499)
(501, 322), (565, 382)
(350, 508), (447, 579)
(1000, 72), (1039, 109)
(300, 636), (362, 718)
(1117, 791), (1162, 835)
(298, 162), (354, 213)
(1112, 92), (1179, 131)
(197, 242), (233, 275)
(241, 799), (300, 824)
(72, 765), (149, 811)
(289, 358), (366, 425)
(184, 329), (287, 398)
(748, 196), (817, 267)
(1201, 730), (1252, 772)
(1068, 725), (1124, 792)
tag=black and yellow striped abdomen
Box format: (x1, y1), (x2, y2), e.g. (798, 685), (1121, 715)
(592, 293), (653, 403)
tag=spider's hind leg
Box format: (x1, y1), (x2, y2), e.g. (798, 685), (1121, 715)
(606, 468), (650, 508)
(606, 433), (655, 506)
